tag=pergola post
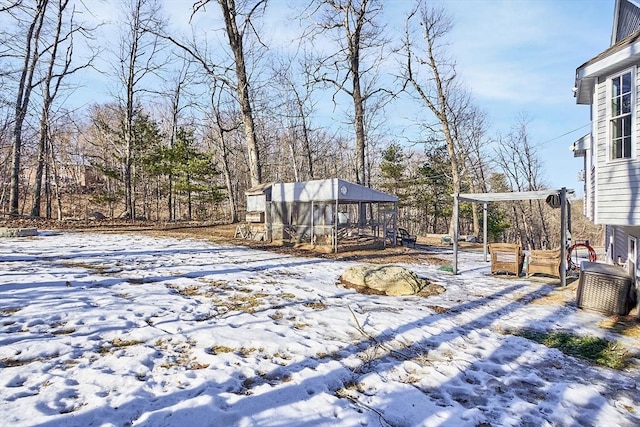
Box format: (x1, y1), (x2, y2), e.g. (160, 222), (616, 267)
(483, 202), (488, 262)
(393, 202), (398, 246)
(453, 193), (459, 275)
(334, 198), (339, 254)
(560, 187), (567, 286)
(311, 200), (315, 245)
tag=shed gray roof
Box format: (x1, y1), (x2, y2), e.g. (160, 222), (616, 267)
(270, 179), (397, 203)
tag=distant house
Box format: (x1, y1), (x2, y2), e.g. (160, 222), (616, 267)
(23, 160), (104, 191)
(573, 0), (640, 276)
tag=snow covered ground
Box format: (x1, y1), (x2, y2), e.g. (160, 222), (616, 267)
(0, 231), (638, 427)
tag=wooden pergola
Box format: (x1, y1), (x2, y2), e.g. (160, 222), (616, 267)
(452, 188), (574, 286)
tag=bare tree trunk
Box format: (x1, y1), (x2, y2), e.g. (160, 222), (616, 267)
(32, 0), (78, 217)
(219, 135), (238, 222)
(215, 0), (263, 187)
(311, 0), (387, 186)
(403, 4), (465, 236)
(117, 0), (165, 219)
(353, 72), (366, 184)
(9, 0), (49, 215)
(45, 136), (63, 220)
(286, 132), (300, 182)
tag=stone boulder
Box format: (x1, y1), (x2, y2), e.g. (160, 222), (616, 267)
(340, 264), (435, 296)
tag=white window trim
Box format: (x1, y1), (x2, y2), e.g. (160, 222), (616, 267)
(606, 66), (636, 162)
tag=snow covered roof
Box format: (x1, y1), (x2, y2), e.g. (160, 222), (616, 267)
(270, 179), (398, 203)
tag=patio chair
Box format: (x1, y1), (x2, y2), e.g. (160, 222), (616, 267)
(526, 248), (562, 278)
(488, 243), (524, 276)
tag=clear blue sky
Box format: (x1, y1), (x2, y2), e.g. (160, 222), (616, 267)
(432, 0), (615, 194)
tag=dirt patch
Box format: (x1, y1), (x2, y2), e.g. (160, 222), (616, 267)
(0, 219), (451, 265)
(136, 223), (450, 265)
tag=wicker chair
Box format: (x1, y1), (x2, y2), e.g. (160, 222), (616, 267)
(526, 248), (562, 279)
(488, 243), (524, 276)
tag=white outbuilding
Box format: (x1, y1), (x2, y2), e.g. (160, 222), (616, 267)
(245, 178), (398, 252)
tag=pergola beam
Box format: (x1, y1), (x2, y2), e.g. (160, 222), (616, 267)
(453, 188), (574, 286)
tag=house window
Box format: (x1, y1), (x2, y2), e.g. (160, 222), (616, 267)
(610, 70), (633, 159)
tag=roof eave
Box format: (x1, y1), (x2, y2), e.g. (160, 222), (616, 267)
(575, 38), (640, 104)
(570, 133), (590, 158)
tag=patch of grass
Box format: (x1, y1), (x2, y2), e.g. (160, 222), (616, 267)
(1, 352), (59, 368)
(238, 347), (257, 357)
(269, 312), (284, 320)
(1, 357), (31, 368)
(437, 265), (453, 273)
(303, 300), (326, 310)
(509, 329), (631, 370)
(210, 345), (235, 355)
(531, 282), (577, 306)
(111, 337), (142, 347)
(157, 340), (209, 370)
(316, 351), (341, 360)
(211, 292), (269, 314)
(166, 284), (201, 297)
(61, 261), (112, 274)
(417, 283), (446, 298)
(426, 305), (449, 314)
(201, 280), (233, 296)
(599, 317), (640, 338)
(51, 328), (76, 335)
(1, 307), (21, 316)
(281, 292), (296, 299)
(335, 380), (361, 399)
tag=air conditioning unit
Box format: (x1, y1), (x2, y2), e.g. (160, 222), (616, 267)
(577, 169), (585, 182)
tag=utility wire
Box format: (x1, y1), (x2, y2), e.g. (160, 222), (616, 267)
(537, 123), (590, 147)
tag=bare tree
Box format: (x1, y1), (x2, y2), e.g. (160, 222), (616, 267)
(205, 80), (242, 223)
(493, 115), (550, 248)
(163, 60), (195, 221)
(115, 0), (166, 219)
(309, 0), (389, 185)
(191, 0), (266, 188)
(401, 2), (468, 235)
(7, 0), (49, 215)
(0, 1), (23, 13)
(270, 53), (319, 181)
(30, 0), (97, 217)
(447, 101), (491, 238)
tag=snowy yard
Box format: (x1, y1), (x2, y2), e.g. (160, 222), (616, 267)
(0, 231), (639, 426)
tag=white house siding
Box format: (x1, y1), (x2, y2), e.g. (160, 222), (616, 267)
(605, 224), (640, 272)
(594, 72), (640, 225)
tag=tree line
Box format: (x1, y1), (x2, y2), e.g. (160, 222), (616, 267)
(0, 0), (599, 248)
